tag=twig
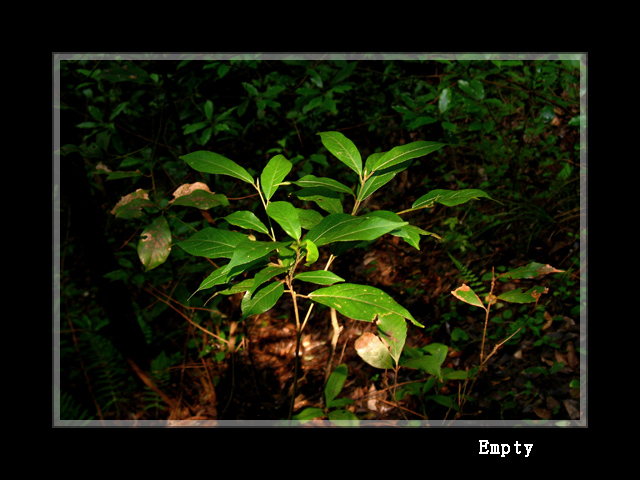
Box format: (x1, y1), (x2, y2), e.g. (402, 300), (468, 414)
(127, 358), (176, 410)
(324, 307), (342, 384)
(479, 268), (497, 365)
(451, 277), (543, 422)
(143, 285), (230, 346)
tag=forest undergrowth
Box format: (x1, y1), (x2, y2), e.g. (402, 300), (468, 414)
(55, 54), (585, 424)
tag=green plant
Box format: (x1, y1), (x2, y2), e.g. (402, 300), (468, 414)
(153, 131), (492, 419)
(448, 261), (564, 419)
(390, 261), (565, 421)
(447, 251), (487, 296)
(292, 364), (359, 423)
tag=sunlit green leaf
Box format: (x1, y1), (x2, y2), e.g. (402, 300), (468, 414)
(412, 189), (492, 209)
(266, 201), (301, 241)
(294, 187), (343, 215)
(294, 270), (344, 285)
(297, 208), (324, 230)
(180, 151), (254, 185)
(193, 265), (232, 295)
(309, 283), (421, 327)
(402, 343), (448, 380)
(225, 239), (285, 272)
(293, 175), (354, 196)
(249, 265), (289, 295)
(363, 210), (434, 250)
(377, 314), (407, 364)
(224, 211), (269, 235)
(358, 160), (412, 202)
(327, 409), (359, 423)
(318, 131), (362, 177)
(292, 408), (325, 421)
(305, 213), (407, 247)
(325, 364), (348, 406)
(216, 278), (254, 295)
(176, 228), (247, 259)
(303, 239), (319, 266)
(189, 258), (271, 300)
(261, 155), (292, 201)
(368, 141), (446, 174)
(241, 281), (285, 320)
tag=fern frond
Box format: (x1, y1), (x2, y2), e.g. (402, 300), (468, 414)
(58, 390), (95, 424)
(447, 251), (486, 294)
(142, 351), (182, 414)
(83, 332), (136, 418)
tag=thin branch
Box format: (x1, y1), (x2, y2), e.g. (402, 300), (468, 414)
(143, 285), (230, 346)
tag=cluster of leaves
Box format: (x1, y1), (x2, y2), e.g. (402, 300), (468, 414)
(172, 132), (490, 379)
(390, 59), (582, 255)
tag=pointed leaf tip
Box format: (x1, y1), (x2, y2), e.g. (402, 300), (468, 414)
(261, 154), (292, 201)
(318, 131), (362, 177)
(180, 151), (254, 185)
(451, 284), (485, 309)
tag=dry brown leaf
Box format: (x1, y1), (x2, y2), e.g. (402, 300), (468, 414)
(531, 287), (549, 300)
(110, 189), (150, 215)
(170, 182), (213, 203)
(365, 383), (392, 414)
(355, 332), (377, 351)
(566, 341), (579, 368)
(563, 400), (580, 420)
(366, 383), (379, 411)
(96, 162), (112, 173)
(540, 356), (554, 367)
(534, 406), (552, 420)
(555, 350), (568, 366)
(546, 396), (560, 412)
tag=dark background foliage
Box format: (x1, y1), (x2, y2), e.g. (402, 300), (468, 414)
(54, 54), (585, 423)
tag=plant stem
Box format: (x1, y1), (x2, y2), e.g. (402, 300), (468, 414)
(289, 329), (302, 420)
(479, 268), (496, 365)
(254, 179), (277, 241)
(452, 270), (541, 422)
(288, 251), (340, 418)
(324, 307), (341, 384)
(286, 272), (302, 420)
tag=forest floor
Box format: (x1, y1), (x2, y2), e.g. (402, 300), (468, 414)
(172, 216), (582, 423)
